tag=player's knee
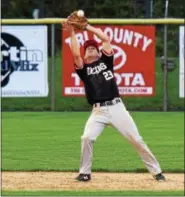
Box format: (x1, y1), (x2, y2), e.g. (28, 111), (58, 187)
(81, 135), (96, 142)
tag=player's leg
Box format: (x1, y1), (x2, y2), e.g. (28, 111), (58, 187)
(109, 101), (164, 178)
(77, 107), (110, 181)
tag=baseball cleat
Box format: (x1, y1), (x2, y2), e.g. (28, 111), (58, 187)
(153, 173), (166, 181)
(75, 174), (91, 182)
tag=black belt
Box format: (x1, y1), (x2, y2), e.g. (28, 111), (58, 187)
(94, 98), (121, 107)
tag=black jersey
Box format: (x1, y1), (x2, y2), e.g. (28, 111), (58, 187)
(75, 49), (120, 105)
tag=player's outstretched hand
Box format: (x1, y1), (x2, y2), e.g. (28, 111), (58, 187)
(66, 11), (88, 30)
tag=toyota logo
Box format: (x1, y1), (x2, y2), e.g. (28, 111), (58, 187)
(99, 45), (127, 71)
(112, 45), (127, 71)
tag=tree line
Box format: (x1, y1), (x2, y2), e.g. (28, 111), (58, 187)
(2, 0), (185, 19)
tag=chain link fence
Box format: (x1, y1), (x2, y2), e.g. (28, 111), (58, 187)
(1, 0), (184, 111)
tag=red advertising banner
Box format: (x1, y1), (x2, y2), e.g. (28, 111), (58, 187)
(62, 25), (155, 96)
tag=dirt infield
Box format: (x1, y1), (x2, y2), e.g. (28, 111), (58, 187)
(2, 172), (184, 191)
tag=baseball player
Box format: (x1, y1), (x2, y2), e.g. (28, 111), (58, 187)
(62, 11), (166, 182)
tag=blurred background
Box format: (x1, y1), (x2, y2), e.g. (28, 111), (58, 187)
(1, 0), (185, 111)
(2, 0), (184, 19)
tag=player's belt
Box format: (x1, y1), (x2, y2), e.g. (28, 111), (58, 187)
(94, 98), (121, 107)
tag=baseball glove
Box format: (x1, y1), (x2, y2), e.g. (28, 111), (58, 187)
(67, 11), (88, 30)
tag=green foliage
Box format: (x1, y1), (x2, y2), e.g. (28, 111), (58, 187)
(2, 112), (184, 171)
(2, 0), (185, 18)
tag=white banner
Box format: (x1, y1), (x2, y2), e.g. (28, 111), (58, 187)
(179, 26), (184, 98)
(1, 25), (48, 97)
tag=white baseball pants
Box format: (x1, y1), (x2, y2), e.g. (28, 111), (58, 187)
(79, 98), (162, 175)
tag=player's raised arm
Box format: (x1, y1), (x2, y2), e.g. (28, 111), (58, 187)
(86, 24), (113, 55)
(62, 22), (83, 69)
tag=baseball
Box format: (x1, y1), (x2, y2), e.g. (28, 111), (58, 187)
(77, 10), (84, 17)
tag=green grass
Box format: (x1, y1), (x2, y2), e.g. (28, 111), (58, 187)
(2, 190), (184, 196)
(1, 56), (184, 111)
(2, 112), (184, 172)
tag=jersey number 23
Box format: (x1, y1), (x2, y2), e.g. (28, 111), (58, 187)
(103, 70), (114, 81)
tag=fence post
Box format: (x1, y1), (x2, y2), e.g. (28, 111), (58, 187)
(51, 24), (55, 111)
(163, 0), (169, 111)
